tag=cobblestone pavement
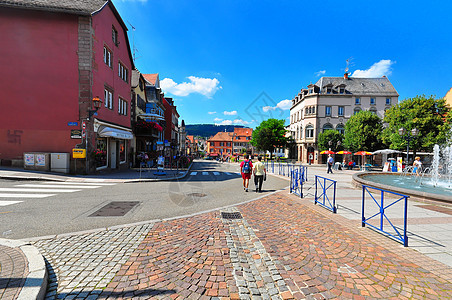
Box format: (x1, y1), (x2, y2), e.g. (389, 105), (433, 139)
(0, 245), (28, 299)
(32, 192), (452, 299)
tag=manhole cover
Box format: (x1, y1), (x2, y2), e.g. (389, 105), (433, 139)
(89, 201), (140, 217)
(221, 212), (243, 219)
(186, 193), (207, 197)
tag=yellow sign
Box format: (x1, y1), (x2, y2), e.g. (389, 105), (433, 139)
(72, 149), (86, 159)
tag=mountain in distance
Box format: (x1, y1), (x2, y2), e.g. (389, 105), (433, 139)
(185, 124), (245, 138)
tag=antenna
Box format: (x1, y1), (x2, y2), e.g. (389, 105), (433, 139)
(345, 57), (354, 74)
(127, 21), (137, 63)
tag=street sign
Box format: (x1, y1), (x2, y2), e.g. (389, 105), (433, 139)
(72, 149), (86, 158)
(71, 130), (82, 139)
(68, 122), (78, 126)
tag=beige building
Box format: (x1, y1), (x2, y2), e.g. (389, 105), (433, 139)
(444, 87), (452, 108)
(289, 74), (399, 164)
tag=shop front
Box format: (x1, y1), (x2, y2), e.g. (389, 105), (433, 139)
(94, 121), (133, 171)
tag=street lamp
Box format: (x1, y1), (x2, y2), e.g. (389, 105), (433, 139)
(88, 96), (102, 119)
(398, 127), (419, 164)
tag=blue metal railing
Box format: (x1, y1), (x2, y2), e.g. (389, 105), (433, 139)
(361, 185), (409, 247)
(290, 169), (303, 197)
(264, 161), (308, 182)
(314, 175), (337, 213)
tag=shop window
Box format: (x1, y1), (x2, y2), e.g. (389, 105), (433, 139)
(95, 138), (108, 169)
(119, 140), (126, 163)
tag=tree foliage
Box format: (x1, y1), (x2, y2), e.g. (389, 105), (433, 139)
(251, 119), (290, 158)
(382, 95), (451, 151)
(344, 110), (383, 152)
(318, 130), (344, 152)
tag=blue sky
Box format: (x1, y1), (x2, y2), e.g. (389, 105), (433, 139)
(113, 0), (452, 128)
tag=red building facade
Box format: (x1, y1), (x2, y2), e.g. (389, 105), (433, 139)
(0, 1), (134, 173)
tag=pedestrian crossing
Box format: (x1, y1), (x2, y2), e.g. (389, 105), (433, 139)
(0, 182), (116, 207)
(189, 171), (240, 176)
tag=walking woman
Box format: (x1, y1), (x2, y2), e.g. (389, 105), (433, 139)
(253, 156), (266, 192)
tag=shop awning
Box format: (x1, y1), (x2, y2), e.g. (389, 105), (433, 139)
(98, 126), (133, 140)
(137, 113), (165, 121)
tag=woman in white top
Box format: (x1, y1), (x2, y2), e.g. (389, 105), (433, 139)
(412, 156), (422, 175)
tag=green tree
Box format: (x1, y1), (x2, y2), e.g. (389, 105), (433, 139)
(251, 119), (290, 159)
(382, 95), (451, 152)
(318, 130), (344, 152)
(344, 110), (383, 152)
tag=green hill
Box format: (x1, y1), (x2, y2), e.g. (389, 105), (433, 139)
(185, 124), (245, 138)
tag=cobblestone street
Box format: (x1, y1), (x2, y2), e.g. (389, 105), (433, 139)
(31, 191), (452, 299)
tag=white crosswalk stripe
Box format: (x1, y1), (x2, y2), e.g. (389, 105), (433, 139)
(202, 172), (209, 175)
(213, 172), (220, 176)
(0, 193), (56, 198)
(48, 182), (115, 186)
(0, 188), (81, 193)
(0, 200), (23, 206)
(190, 172), (198, 176)
(17, 184), (102, 189)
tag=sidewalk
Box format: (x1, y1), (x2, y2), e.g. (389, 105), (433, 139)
(1, 165), (452, 299)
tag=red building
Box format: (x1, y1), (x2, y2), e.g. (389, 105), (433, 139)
(0, 0), (134, 173)
(162, 97), (180, 155)
(207, 132), (233, 158)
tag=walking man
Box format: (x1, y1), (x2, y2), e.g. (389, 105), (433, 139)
(327, 154), (334, 174)
(253, 156), (266, 192)
(240, 154), (253, 192)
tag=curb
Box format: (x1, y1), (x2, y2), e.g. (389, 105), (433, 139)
(0, 239), (47, 300)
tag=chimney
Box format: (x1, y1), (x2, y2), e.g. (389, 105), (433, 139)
(344, 72), (349, 79)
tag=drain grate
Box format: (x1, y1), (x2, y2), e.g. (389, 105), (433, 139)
(186, 193), (207, 198)
(89, 201), (140, 217)
(221, 212), (243, 220)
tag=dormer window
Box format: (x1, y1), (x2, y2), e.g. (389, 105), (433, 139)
(326, 87), (332, 94)
(308, 88), (314, 94)
(339, 87), (345, 94)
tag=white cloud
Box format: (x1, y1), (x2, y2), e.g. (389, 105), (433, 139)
(213, 118), (223, 122)
(262, 99), (292, 112)
(352, 60), (394, 78)
(233, 119), (251, 125)
(208, 111), (216, 115)
(215, 120), (233, 125)
(160, 76), (221, 98)
(315, 70), (326, 77)
(224, 110), (237, 116)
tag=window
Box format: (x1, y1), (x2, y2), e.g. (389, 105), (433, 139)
(308, 88), (314, 94)
(336, 124), (345, 135)
(386, 98), (391, 105)
(326, 87), (332, 94)
(299, 126), (302, 139)
(220, 142), (223, 146)
(112, 26), (118, 46)
(103, 46), (112, 68)
(118, 97), (127, 115)
(119, 140), (126, 163)
(118, 62), (128, 82)
(104, 88), (113, 109)
(339, 87), (345, 94)
(227, 142), (231, 146)
(338, 106), (344, 116)
(210, 142), (214, 146)
(355, 97), (360, 105)
(312, 106), (316, 114)
(325, 106), (331, 116)
(370, 107), (377, 115)
(322, 124), (333, 132)
(306, 125), (314, 138)
(354, 107), (361, 115)
(370, 98), (376, 105)
(95, 138), (108, 169)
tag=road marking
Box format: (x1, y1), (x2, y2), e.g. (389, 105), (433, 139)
(225, 172), (233, 175)
(0, 201), (23, 206)
(0, 188), (81, 193)
(202, 172), (209, 175)
(17, 184), (102, 189)
(213, 172), (220, 176)
(0, 194), (56, 198)
(47, 182), (116, 186)
(190, 172), (198, 176)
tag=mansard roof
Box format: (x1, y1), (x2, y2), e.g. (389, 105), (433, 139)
(0, 0), (108, 15)
(315, 76), (398, 96)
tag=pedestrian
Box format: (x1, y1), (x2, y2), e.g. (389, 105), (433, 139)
(253, 156), (266, 192)
(413, 156), (422, 175)
(240, 154), (253, 192)
(309, 153), (313, 165)
(327, 154), (334, 174)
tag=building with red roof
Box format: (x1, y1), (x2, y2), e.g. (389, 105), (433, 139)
(233, 128), (254, 155)
(207, 132), (233, 158)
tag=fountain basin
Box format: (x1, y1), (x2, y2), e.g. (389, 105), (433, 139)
(352, 172), (452, 203)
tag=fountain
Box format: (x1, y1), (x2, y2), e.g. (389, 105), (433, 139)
(353, 134), (452, 202)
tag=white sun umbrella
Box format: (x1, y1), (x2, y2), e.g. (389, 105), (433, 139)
(371, 149), (402, 154)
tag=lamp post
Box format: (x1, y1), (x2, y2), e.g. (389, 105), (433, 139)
(398, 127), (419, 165)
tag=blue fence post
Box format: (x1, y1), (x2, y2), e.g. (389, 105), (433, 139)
(315, 175), (318, 204)
(362, 186), (365, 227)
(332, 181), (337, 213)
(380, 190), (384, 231)
(404, 196), (408, 247)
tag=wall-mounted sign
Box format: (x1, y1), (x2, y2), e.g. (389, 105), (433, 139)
(82, 121), (86, 138)
(71, 130), (82, 139)
(36, 154), (46, 166)
(68, 122), (78, 126)
(24, 154), (34, 166)
(72, 149), (86, 159)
